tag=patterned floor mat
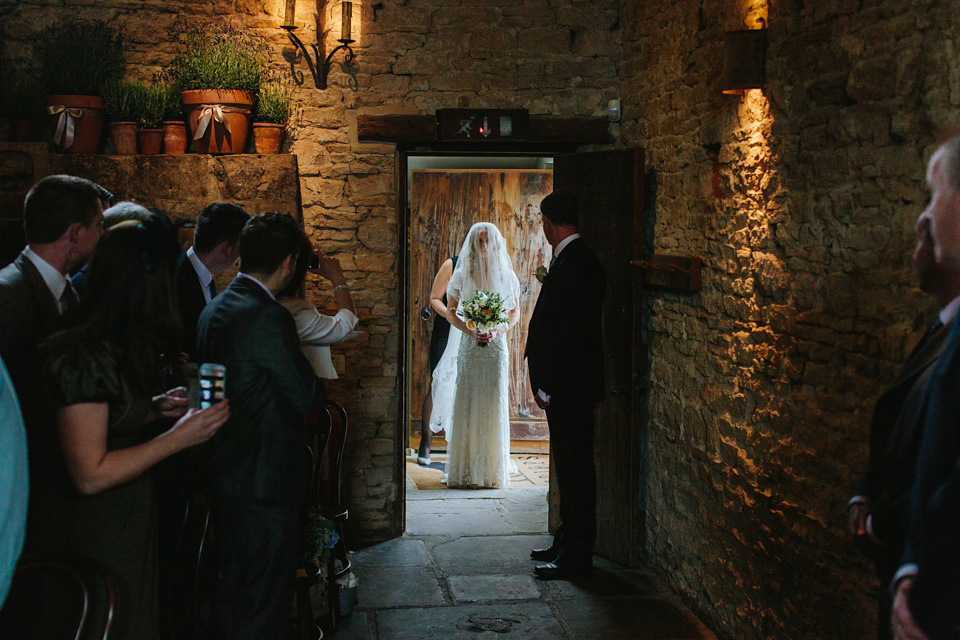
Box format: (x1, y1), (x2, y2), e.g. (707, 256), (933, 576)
(406, 454), (549, 490)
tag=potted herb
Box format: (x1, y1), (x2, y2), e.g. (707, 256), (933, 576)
(170, 20), (266, 154)
(156, 74), (187, 154)
(137, 83), (166, 155)
(41, 18), (125, 153)
(0, 72), (42, 142)
(253, 81), (292, 155)
(103, 80), (142, 154)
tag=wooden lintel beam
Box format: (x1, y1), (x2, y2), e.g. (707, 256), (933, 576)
(357, 114), (611, 145)
(632, 254), (702, 293)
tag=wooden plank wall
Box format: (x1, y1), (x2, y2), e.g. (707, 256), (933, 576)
(409, 169), (554, 441)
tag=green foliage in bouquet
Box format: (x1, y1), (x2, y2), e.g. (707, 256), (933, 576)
(170, 19), (266, 93)
(302, 510), (339, 568)
(40, 18), (125, 96)
(102, 80), (143, 122)
(254, 81), (293, 125)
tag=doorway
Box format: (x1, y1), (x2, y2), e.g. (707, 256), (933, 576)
(403, 154), (554, 496)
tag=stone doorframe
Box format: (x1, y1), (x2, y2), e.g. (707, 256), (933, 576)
(357, 113), (612, 534)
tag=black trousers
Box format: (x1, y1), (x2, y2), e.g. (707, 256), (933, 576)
(546, 395), (597, 560)
(210, 495), (298, 640)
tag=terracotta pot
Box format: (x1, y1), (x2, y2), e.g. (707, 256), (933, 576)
(181, 89), (254, 154)
(109, 121), (137, 155)
(137, 128), (164, 155)
(162, 120), (188, 154)
(46, 94), (105, 154)
(253, 123), (285, 155)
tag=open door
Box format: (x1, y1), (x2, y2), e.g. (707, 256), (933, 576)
(551, 147), (646, 567)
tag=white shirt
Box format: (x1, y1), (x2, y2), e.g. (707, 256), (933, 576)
(187, 246), (215, 304)
(236, 273), (275, 300)
(940, 295), (960, 326)
(278, 297), (359, 379)
(23, 247), (71, 313)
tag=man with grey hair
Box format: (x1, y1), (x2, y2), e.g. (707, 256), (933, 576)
(892, 134), (960, 640)
(70, 200), (153, 298)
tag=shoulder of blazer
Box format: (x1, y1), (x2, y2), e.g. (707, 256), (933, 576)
(2, 253), (56, 312)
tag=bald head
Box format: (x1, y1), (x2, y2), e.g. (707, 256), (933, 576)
(922, 139), (960, 270)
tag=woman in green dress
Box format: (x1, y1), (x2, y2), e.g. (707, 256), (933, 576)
(31, 216), (230, 639)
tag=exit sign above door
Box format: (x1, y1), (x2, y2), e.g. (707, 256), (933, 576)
(436, 109), (529, 142)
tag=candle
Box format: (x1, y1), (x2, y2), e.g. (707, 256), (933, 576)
(282, 0), (297, 27)
(341, 1), (352, 41)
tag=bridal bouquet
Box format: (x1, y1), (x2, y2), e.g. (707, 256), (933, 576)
(457, 290), (509, 347)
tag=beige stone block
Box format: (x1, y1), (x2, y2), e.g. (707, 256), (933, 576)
(357, 216), (396, 250)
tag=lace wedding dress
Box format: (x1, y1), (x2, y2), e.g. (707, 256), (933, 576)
(429, 222), (519, 489)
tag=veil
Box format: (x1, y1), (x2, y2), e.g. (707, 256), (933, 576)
(429, 222), (520, 441)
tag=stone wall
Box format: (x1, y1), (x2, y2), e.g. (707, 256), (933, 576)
(0, 0), (621, 542)
(620, 0), (960, 637)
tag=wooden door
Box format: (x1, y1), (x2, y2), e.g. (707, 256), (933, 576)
(408, 169), (554, 449)
(551, 148), (646, 567)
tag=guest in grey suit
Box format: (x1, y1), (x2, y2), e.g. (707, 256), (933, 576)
(893, 134), (960, 639)
(197, 212), (323, 640)
(0, 174), (105, 396)
(849, 216), (960, 640)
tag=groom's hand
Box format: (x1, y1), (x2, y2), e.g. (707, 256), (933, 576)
(535, 389), (551, 409)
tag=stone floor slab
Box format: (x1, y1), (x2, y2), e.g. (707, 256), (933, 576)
(351, 538), (430, 568)
(375, 602), (570, 640)
(432, 535), (555, 576)
(355, 565), (446, 609)
(555, 596), (710, 640)
(406, 509), (515, 536)
(544, 566), (666, 600)
(447, 574), (542, 604)
(328, 610), (372, 640)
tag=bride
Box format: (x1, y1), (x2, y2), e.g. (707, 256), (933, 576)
(430, 222), (520, 488)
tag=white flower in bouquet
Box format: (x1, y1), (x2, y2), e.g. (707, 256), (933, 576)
(457, 290), (509, 347)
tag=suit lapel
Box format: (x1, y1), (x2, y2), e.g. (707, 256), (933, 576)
(885, 323), (951, 391)
(16, 252), (60, 321)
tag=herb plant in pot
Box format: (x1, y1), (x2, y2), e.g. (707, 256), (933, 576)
(158, 78), (188, 154)
(0, 72), (43, 142)
(253, 81), (292, 155)
(41, 19), (125, 153)
(171, 21), (265, 154)
(137, 84), (166, 155)
(103, 80), (142, 155)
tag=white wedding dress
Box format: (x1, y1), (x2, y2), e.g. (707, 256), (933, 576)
(429, 223), (519, 489)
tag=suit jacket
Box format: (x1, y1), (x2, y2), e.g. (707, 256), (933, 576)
(901, 315), (960, 636)
(526, 237), (606, 404)
(176, 253), (207, 360)
(854, 321), (950, 554)
(197, 277), (323, 504)
(0, 251), (61, 395)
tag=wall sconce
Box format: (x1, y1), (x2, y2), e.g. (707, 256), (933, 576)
(721, 19), (767, 95)
(281, 0), (355, 90)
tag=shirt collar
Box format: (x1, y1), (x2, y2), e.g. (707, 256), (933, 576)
(23, 246), (68, 302)
(187, 246), (214, 302)
(941, 296), (960, 325)
(237, 272), (275, 300)
(554, 233), (580, 258)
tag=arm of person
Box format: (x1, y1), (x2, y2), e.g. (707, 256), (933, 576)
(486, 301), (521, 342)
(314, 250), (356, 316)
(294, 305), (358, 347)
(57, 400), (230, 495)
(892, 577), (931, 640)
(429, 259), (454, 319)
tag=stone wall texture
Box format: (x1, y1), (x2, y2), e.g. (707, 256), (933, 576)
(4, 0), (959, 636)
(620, 0), (960, 638)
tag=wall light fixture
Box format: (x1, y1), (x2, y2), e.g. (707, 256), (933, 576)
(281, 0), (355, 90)
(721, 19), (767, 95)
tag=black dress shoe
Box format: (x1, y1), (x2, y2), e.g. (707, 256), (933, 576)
(530, 546), (560, 562)
(533, 558), (592, 580)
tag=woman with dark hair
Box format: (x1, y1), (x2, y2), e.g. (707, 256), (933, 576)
(29, 216), (230, 640)
(277, 234), (358, 379)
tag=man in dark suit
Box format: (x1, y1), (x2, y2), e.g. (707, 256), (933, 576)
(525, 191), (606, 579)
(893, 135), (960, 640)
(0, 174), (105, 396)
(197, 212), (322, 640)
(848, 216), (960, 640)
(177, 202), (250, 360)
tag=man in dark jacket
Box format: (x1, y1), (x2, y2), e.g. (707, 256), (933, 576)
(197, 212), (322, 640)
(525, 191), (606, 579)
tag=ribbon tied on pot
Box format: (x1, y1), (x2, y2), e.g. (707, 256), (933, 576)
(193, 104), (251, 141)
(47, 105), (85, 149)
